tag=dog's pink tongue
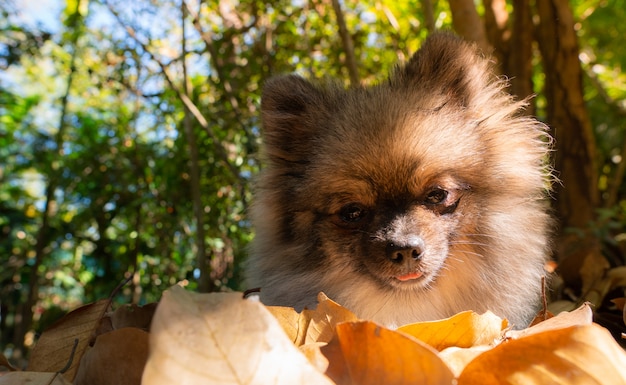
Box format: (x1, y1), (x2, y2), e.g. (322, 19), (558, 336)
(396, 272), (423, 281)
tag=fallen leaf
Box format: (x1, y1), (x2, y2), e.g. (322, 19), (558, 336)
(267, 292), (359, 346)
(110, 303), (158, 330)
(322, 321), (454, 385)
(458, 323), (626, 384)
(266, 305), (309, 345)
(304, 293), (359, 344)
(27, 299), (111, 382)
(299, 342), (330, 373)
(141, 285), (333, 385)
(507, 302), (593, 339)
(580, 251), (610, 307)
(610, 297), (626, 326)
(547, 299), (578, 315)
(0, 372), (72, 385)
(439, 346), (490, 377)
(73, 327), (149, 385)
(0, 353), (17, 371)
(607, 266), (626, 288)
(398, 311), (507, 350)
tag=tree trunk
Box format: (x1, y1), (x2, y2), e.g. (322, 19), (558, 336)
(448, 0), (492, 53)
(483, 0), (509, 58)
(534, 0), (603, 284)
(506, 0), (535, 108)
(182, 3), (212, 292)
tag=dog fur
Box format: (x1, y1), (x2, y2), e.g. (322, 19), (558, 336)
(245, 32), (553, 329)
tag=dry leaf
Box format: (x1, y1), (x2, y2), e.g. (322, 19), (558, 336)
(73, 327), (149, 385)
(267, 292), (358, 346)
(0, 353), (17, 371)
(322, 321), (454, 385)
(0, 372), (72, 385)
(110, 303), (158, 330)
(141, 285), (333, 385)
(266, 305), (305, 344)
(299, 342), (330, 373)
(27, 299), (111, 382)
(439, 346), (490, 377)
(398, 311), (507, 350)
(507, 302), (593, 339)
(547, 299), (578, 315)
(610, 297), (626, 326)
(303, 293), (359, 344)
(580, 251), (610, 306)
(458, 323), (626, 384)
(607, 266), (626, 288)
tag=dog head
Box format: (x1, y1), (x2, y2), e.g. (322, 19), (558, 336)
(249, 33), (551, 328)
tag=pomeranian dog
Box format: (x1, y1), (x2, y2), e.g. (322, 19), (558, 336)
(246, 32), (553, 328)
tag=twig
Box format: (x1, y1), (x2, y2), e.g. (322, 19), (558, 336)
(110, 274), (134, 300)
(57, 339), (79, 374)
(184, 1), (256, 131)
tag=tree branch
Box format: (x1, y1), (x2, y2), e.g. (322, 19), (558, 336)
(420, 0), (436, 33)
(184, 1), (253, 126)
(105, 1), (244, 187)
(331, 0), (360, 85)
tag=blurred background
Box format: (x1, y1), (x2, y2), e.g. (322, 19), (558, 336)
(2, 0), (625, 362)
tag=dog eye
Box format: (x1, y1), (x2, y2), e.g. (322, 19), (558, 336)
(425, 188), (448, 205)
(338, 204), (368, 223)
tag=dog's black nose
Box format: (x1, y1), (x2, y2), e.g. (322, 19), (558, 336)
(386, 239), (423, 263)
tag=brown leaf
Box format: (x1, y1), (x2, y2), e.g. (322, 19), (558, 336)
(109, 303), (157, 330)
(27, 299), (111, 382)
(73, 327), (149, 385)
(458, 323), (626, 384)
(141, 285), (333, 385)
(322, 321), (454, 385)
(607, 266), (626, 289)
(398, 311), (507, 350)
(267, 292), (359, 346)
(0, 372), (72, 385)
(580, 251), (610, 306)
(266, 305), (308, 345)
(0, 353), (17, 371)
(610, 297), (626, 326)
(506, 302), (593, 340)
(304, 292), (359, 344)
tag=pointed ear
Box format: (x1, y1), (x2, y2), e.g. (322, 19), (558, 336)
(260, 75), (329, 164)
(392, 32), (496, 107)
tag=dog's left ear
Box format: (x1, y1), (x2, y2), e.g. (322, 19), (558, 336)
(392, 32), (498, 108)
(260, 75), (334, 165)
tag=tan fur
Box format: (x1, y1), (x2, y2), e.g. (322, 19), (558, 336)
(245, 32), (553, 329)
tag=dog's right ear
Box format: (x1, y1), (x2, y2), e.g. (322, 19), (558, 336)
(260, 75), (328, 164)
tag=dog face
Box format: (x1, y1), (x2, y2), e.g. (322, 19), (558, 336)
(297, 112), (478, 294)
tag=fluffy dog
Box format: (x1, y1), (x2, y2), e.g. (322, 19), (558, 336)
(245, 32), (553, 328)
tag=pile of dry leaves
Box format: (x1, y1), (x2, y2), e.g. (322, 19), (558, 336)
(2, 283), (626, 384)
